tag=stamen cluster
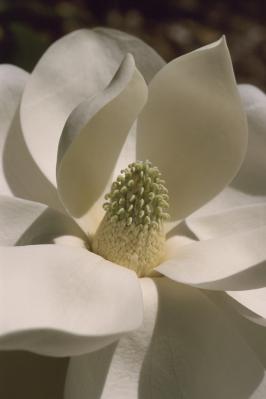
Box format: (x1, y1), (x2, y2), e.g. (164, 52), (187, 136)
(103, 160), (169, 229)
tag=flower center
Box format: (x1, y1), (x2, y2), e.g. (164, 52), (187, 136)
(92, 161), (169, 277)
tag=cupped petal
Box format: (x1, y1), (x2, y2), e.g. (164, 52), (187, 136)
(21, 28), (163, 185)
(0, 195), (87, 246)
(157, 226), (266, 290)
(65, 278), (265, 399)
(57, 55), (148, 234)
(0, 245), (143, 356)
(137, 37), (247, 224)
(0, 64), (62, 209)
(187, 203), (266, 240)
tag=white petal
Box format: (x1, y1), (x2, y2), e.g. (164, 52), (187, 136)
(0, 195), (87, 246)
(192, 84), (266, 218)
(65, 278), (265, 399)
(232, 85), (266, 197)
(207, 290), (266, 366)
(227, 289), (266, 326)
(137, 37), (247, 223)
(57, 55), (148, 234)
(0, 64), (27, 197)
(21, 28), (163, 185)
(157, 226), (266, 290)
(0, 351), (67, 398)
(0, 64), (62, 209)
(187, 203), (266, 240)
(0, 245), (143, 356)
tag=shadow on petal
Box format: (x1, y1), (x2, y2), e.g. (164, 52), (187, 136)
(3, 110), (62, 211)
(138, 279), (264, 399)
(207, 290), (266, 368)
(15, 207), (89, 247)
(0, 351), (68, 399)
(65, 278), (264, 399)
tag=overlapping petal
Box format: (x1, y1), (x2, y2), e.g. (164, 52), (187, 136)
(226, 289), (266, 327)
(57, 54), (148, 234)
(65, 278), (265, 399)
(21, 28), (163, 185)
(0, 245), (143, 356)
(0, 195), (86, 246)
(157, 226), (266, 290)
(137, 37), (248, 223)
(0, 65), (62, 209)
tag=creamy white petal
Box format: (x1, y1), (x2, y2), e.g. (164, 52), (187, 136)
(157, 226), (266, 290)
(0, 195), (87, 246)
(65, 278), (265, 399)
(137, 37), (247, 223)
(0, 245), (143, 356)
(0, 64), (62, 209)
(21, 28), (163, 185)
(187, 203), (266, 240)
(0, 351), (67, 398)
(57, 55), (148, 234)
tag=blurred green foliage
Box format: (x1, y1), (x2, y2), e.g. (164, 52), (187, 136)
(0, 0), (266, 89)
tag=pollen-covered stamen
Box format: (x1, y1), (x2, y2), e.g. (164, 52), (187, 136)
(92, 161), (169, 277)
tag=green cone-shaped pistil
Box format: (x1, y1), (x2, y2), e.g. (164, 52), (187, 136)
(92, 160), (169, 277)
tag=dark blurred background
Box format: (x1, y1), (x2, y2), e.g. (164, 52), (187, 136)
(0, 0), (266, 89)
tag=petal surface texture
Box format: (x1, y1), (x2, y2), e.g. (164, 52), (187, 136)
(65, 278), (265, 399)
(57, 55), (148, 234)
(0, 195), (87, 246)
(0, 245), (143, 356)
(137, 38), (248, 222)
(157, 226), (266, 290)
(21, 28), (164, 185)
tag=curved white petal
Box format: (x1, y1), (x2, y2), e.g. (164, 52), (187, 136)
(57, 55), (148, 234)
(65, 278), (265, 399)
(137, 37), (247, 223)
(157, 226), (266, 290)
(0, 64), (62, 209)
(187, 203), (266, 240)
(0, 245), (143, 356)
(21, 28), (163, 185)
(0, 195), (87, 246)
(0, 351), (67, 398)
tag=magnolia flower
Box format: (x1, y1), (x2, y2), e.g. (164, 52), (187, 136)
(1, 28), (266, 398)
